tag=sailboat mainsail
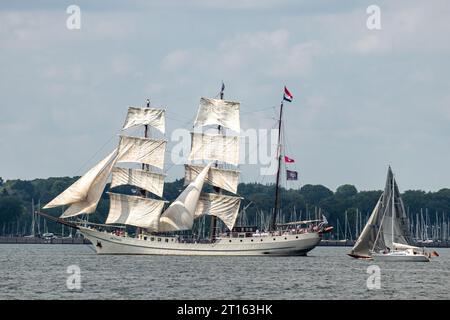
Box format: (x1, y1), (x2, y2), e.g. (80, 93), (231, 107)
(349, 166), (412, 258)
(122, 107), (165, 133)
(110, 167), (165, 197)
(105, 193), (165, 231)
(194, 192), (241, 230)
(184, 164), (239, 194)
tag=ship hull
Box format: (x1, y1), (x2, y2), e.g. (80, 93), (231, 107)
(79, 227), (321, 256)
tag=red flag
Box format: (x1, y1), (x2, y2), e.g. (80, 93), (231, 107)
(283, 86), (293, 102)
(284, 156), (295, 163)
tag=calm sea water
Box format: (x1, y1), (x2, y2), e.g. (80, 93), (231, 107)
(0, 244), (449, 299)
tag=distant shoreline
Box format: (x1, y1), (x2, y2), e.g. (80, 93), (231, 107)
(0, 236), (90, 245)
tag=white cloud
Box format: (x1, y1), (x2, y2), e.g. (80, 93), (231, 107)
(161, 29), (322, 77)
(110, 55), (135, 75)
(352, 1), (450, 54)
(182, 0), (289, 10)
(162, 50), (191, 71)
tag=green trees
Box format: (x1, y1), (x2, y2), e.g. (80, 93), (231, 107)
(299, 184), (333, 206)
(0, 176), (449, 236)
(0, 196), (24, 223)
(335, 184), (358, 198)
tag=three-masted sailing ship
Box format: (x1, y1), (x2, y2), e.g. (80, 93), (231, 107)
(41, 85), (327, 255)
(349, 166), (436, 262)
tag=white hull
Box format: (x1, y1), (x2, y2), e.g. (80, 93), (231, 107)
(372, 252), (430, 262)
(79, 227), (321, 256)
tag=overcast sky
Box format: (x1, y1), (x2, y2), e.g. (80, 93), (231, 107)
(1, 0), (449, 192)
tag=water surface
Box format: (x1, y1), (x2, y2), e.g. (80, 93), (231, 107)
(0, 244), (449, 299)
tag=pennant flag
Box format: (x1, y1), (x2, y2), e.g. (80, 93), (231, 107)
(286, 170), (298, 180)
(283, 86), (293, 102)
(284, 156), (295, 163)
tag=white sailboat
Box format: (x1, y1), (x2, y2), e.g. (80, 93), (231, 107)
(348, 166), (436, 262)
(41, 86), (327, 256)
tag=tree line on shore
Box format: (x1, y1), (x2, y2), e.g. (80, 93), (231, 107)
(0, 176), (449, 238)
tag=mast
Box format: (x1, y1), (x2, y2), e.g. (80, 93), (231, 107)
(344, 210), (348, 240)
(136, 99), (151, 236)
(210, 83), (225, 241)
(270, 98), (284, 231)
(31, 199), (35, 237)
(141, 99), (151, 195)
(391, 172), (395, 245)
(415, 212), (419, 241)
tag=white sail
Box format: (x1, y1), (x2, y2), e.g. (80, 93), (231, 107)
(194, 97), (240, 132)
(117, 135), (166, 169)
(110, 167), (165, 197)
(350, 167), (412, 258)
(159, 163), (212, 232)
(43, 149), (118, 218)
(194, 192), (241, 231)
(184, 164), (239, 194)
(105, 193), (165, 231)
(350, 195), (383, 258)
(188, 133), (239, 166)
(122, 107), (165, 133)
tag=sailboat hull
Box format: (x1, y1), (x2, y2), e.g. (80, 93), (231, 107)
(79, 227), (321, 256)
(372, 252), (430, 262)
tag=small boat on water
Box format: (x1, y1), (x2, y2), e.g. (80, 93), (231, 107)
(371, 243), (430, 262)
(348, 166), (437, 262)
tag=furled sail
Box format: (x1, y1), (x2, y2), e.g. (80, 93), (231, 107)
(194, 97), (240, 132)
(349, 167), (412, 258)
(188, 133), (239, 166)
(43, 149), (118, 218)
(122, 107), (165, 133)
(110, 167), (165, 197)
(158, 163), (212, 232)
(116, 136), (166, 169)
(194, 192), (241, 230)
(184, 164), (239, 194)
(105, 193), (165, 231)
